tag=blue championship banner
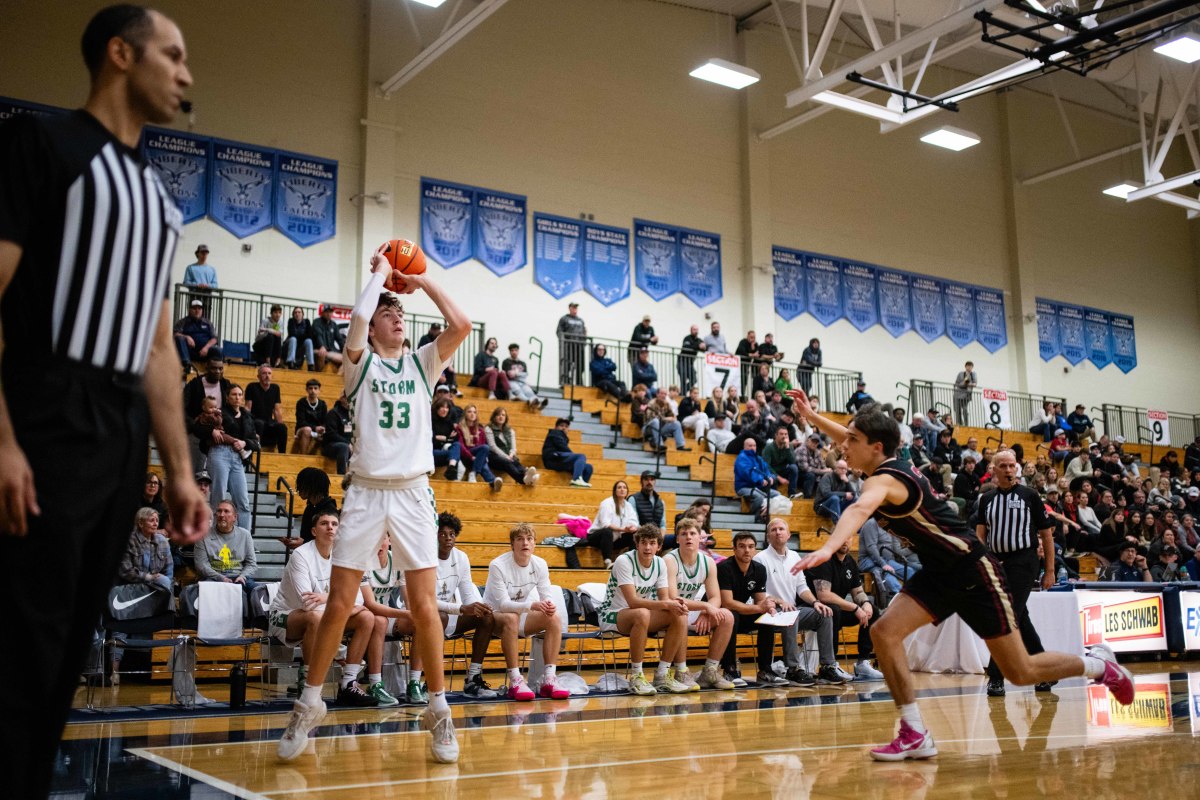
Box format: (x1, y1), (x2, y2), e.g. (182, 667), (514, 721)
(209, 140), (275, 238)
(911, 277), (945, 343)
(274, 151), (336, 247)
(1057, 303), (1087, 365)
(533, 213), (583, 299)
(973, 287), (1007, 353)
(0, 95), (66, 122)
(1084, 307), (1112, 370)
(421, 178), (474, 268)
(1036, 298), (1060, 361)
(679, 226), (722, 307)
(634, 219), (680, 301)
(805, 254), (843, 326)
(1109, 314), (1137, 373)
(143, 127), (210, 224)
(474, 188), (526, 276)
(584, 222), (630, 307)
(943, 281), (976, 348)
(877, 269), (912, 338)
(841, 262), (878, 332)
(772, 247), (806, 321)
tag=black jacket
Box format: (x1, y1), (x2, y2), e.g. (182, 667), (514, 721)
(633, 489), (664, 527)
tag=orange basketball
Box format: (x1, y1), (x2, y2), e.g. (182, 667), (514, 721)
(380, 239), (426, 291)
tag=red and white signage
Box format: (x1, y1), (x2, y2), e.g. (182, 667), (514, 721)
(981, 388), (1011, 430)
(1077, 590), (1166, 653)
(1146, 410), (1170, 445)
(703, 352), (741, 395)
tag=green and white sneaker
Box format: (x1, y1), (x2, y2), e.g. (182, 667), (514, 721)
(369, 681), (400, 707)
(407, 679), (429, 705)
(629, 671), (657, 696)
(653, 669), (691, 694)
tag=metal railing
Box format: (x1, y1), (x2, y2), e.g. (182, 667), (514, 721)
(560, 334), (862, 409)
(907, 380), (1066, 432)
(172, 285), (487, 384)
(1101, 404), (1199, 449)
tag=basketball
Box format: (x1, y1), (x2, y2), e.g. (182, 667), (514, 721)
(380, 238), (426, 291)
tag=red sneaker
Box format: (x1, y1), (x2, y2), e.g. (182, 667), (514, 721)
(538, 681), (570, 700)
(869, 721), (938, 762)
(1089, 644), (1135, 705)
(507, 676), (535, 702)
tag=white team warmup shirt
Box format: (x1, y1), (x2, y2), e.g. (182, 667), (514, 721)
(399, 547), (482, 636)
(268, 540), (363, 644)
(753, 546), (812, 604)
(598, 551), (668, 629)
(484, 551), (552, 613)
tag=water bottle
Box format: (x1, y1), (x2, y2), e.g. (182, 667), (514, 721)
(229, 663), (246, 709)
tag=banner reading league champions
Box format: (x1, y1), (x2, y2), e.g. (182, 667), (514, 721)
(772, 247), (806, 321)
(273, 151), (337, 247)
(209, 140), (276, 238)
(421, 178), (474, 268)
(143, 127), (210, 224)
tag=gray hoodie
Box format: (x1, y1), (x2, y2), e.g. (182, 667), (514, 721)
(196, 526), (258, 580)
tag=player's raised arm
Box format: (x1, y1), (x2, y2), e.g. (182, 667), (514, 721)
(344, 243), (389, 365)
(785, 388), (849, 444)
(793, 474), (897, 573)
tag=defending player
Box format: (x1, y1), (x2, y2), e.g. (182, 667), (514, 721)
(277, 243), (471, 763)
(785, 389), (1135, 762)
(664, 518), (735, 690)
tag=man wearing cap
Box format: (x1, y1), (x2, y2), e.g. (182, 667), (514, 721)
(183, 243), (218, 290)
(795, 433), (830, 499)
(629, 315), (658, 363)
(1066, 404), (1095, 445)
(1102, 542), (1150, 582)
(633, 471), (665, 528)
(173, 299), (220, 373)
(632, 348), (658, 398)
(845, 381), (874, 414)
(556, 301), (586, 385)
(1150, 545), (1187, 582)
(678, 324), (706, 393)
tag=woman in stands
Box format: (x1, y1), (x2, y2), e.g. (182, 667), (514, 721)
(774, 368), (793, 393)
(455, 404), (502, 491)
(589, 344), (626, 401)
(587, 480), (640, 569)
(139, 472), (169, 527)
(285, 307), (315, 370)
(485, 407), (539, 487)
(723, 387), (741, 421)
(110, 507), (175, 685)
(431, 398), (462, 482)
(469, 337), (510, 400)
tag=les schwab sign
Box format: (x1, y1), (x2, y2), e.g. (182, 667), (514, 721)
(1078, 590), (1166, 653)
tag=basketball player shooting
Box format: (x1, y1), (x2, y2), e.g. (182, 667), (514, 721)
(784, 388), (1135, 762)
(277, 242), (471, 764)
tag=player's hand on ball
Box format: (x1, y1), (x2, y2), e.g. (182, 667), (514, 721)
(369, 242), (389, 274)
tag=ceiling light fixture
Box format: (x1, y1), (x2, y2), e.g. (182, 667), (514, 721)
(1102, 182), (1138, 199)
(689, 58), (760, 90)
(920, 126), (981, 151)
(409, 0), (448, 7)
(1154, 33), (1200, 63)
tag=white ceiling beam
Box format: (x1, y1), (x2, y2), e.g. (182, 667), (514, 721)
(854, 0), (900, 89)
(1153, 190), (1200, 212)
(380, 0), (510, 97)
(1148, 67), (1199, 178)
(771, 0), (807, 82)
(806, 0), (848, 80)
(1126, 167), (1200, 201)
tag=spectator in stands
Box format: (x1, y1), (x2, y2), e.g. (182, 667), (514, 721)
(174, 299), (220, 374)
(1102, 542), (1151, 581)
(1151, 545), (1187, 581)
(773, 368), (793, 393)
(892, 408), (913, 458)
(1073, 490), (1102, 539)
(542, 418), (593, 487)
(267, 510), (379, 707)
(468, 337), (510, 400)
(857, 518), (920, 599)
(293, 379), (327, 456)
(757, 332), (782, 365)
(630, 314), (658, 357)
(678, 324), (705, 392)
(663, 518), (734, 689)
(182, 243), (218, 289)
(284, 307), (315, 371)
(1064, 447), (1092, 484)
(814, 460), (856, 522)
(633, 471), (665, 528)
(734, 330), (758, 387)
(845, 381), (873, 413)
(644, 389), (688, 453)
(962, 436), (983, 465)
(705, 415), (735, 454)
(933, 428), (962, 482)
(556, 301), (587, 384)
(209, 384), (257, 528)
(750, 363), (773, 397)
(1178, 513), (1198, 558)
(732, 398), (771, 453)
(418, 323), (460, 396)
(717, 532), (780, 687)
(677, 386), (709, 442)
(588, 480), (640, 568)
(754, 518), (847, 686)
(628, 383), (650, 428)
(794, 433), (830, 499)
(139, 473), (168, 527)
(952, 362), (976, 424)
(431, 397), (462, 481)
(1029, 401), (1057, 442)
(1066, 404), (1095, 444)
(193, 400), (232, 517)
(1048, 429), (1070, 466)
(321, 393), (352, 475)
(484, 523), (572, 700)
(703, 321), (728, 354)
(196, 500), (258, 591)
(485, 407), (539, 486)
(245, 365), (288, 454)
(589, 343), (625, 401)
(809, 539), (877, 680)
(723, 386), (741, 421)
(734, 438), (782, 521)
(110, 507), (176, 683)
(792, 338), (820, 394)
(1185, 436), (1200, 473)
(286, 467), (337, 550)
(763, 426), (801, 499)
(1158, 450), (1183, 481)
(953, 457), (982, 509)
(253, 304), (285, 367)
(454, 404), (502, 491)
(632, 348), (658, 397)
(501, 343), (546, 410)
(310, 305), (345, 373)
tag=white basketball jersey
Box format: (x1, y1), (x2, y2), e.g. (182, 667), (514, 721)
(344, 342), (445, 479)
(666, 550), (712, 601)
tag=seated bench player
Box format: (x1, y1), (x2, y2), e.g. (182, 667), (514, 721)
(484, 523), (571, 700)
(267, 511), (379, 707)
(357, 537), (419, 707)
(596, 524), (691, 695)
(664, 518), (735, 690)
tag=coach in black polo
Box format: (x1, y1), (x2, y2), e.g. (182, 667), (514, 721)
(0, 7), (208, 796)
(975, 449), (1055, 697)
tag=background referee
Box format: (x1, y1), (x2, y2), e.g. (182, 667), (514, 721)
(975, 449), (1055, 697)
(0, 7), (208, 796)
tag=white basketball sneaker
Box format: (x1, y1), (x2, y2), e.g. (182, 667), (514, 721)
(276, 699), (327, 762)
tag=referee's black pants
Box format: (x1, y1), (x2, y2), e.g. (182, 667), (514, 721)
(985, 548), (1045, 683)
(0, 362), (148, 799)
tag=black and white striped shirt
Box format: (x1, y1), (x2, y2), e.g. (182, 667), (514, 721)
(0, 110), (180, 376)
(975, 485), (1050, 554)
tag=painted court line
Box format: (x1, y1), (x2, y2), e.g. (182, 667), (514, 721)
(126, 747), (272, 800)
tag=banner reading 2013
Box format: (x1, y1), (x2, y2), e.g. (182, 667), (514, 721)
(274, 151), (337, 247)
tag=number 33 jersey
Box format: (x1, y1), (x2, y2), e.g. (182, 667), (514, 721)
(344, 341), (446, 480)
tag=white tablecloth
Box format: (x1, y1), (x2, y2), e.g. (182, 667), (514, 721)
(905, 591), (1084, 673)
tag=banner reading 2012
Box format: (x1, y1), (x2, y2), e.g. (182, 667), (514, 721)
(209, 140), (276, 238)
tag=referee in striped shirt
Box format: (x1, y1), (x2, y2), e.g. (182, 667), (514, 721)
(975, 449), (1055, 697)
(0, 7), (208, 796)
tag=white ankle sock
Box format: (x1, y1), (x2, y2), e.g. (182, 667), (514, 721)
(411, 669), (423, 684)
(705, 659), (719, 670)
(368, 673), (382, 685)
(1082, 655), (1106, 679)
(300, 684), (323, 707)
(631, 662), (643, 675)
(544, 664), (557, 682)
(467, 663), (483, 678)
(508, 667), (522, 684)
(674, 662), (688, 673)
(429, 690), (450, 715)
(341, 664), (361, 688)
(655, 662), (670, 678)
(899, 703), (926, 734)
